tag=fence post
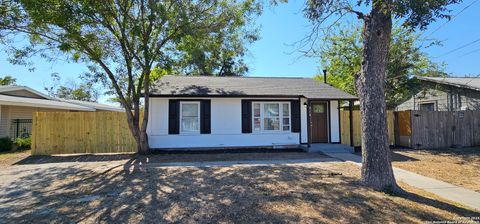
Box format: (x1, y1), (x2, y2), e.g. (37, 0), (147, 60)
(349, 100), (354, 147)
(31, 113), (36, 155)
(15, 119), (19, 139)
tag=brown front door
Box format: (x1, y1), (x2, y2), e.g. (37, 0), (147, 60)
(311, 102), (328, 143)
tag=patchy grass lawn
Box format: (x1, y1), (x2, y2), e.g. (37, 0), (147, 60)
(0, 153), (478, 223)
(392, 147), (480, 192)
(0, 149), (30, 167)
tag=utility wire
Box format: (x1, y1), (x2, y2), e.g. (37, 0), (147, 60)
(424, 0), (480, 86)
(459, 47), (480, 57)
(423, 0), (479, 40)
(434, 37), (480, 58)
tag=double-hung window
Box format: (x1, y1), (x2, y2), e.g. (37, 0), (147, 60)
(253, 102), (290, 132)
(180, 102), (200, 134)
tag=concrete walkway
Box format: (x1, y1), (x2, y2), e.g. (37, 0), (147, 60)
(310, 144), (480, 212)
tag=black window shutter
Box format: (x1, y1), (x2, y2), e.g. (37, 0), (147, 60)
(241, 100), (252, 133)
(291, 100), (301, 133)
(200, 100), (211, 134)
(168, 100), (180, 134)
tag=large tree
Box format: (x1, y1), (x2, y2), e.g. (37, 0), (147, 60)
(316, 23), (446, 108)
(304, 0), (461, 191)
(0, 0), (260, 153)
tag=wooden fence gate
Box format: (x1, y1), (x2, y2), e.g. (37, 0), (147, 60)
(395, 110), (412, 148)
(32, 112), (138, 155)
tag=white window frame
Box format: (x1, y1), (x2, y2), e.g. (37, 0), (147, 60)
(180, 101), (201, 134)
(252, 102), (291, 133)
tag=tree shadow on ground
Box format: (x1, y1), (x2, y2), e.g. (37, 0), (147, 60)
(354, 150), (419, 162)
(14, 154), (135, 165)
(392, 147), (480, 163)
(153, 81), (247, 96)
(13, 149), (324, 166)
(1, 160), (478, 223)
(391, 151), (420, 162)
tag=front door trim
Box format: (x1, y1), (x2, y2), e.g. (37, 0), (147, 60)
(309, 100), (329, 143)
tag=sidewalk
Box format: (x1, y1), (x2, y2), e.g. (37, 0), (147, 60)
(316, 149), (480, 212)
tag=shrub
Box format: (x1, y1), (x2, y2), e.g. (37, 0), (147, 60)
(14, 137), (31, 150)
(0, 137), (13, 152)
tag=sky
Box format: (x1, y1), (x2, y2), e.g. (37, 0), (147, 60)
(1, 0), (479, 103)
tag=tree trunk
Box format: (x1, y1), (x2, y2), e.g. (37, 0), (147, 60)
(138, 67), (151, 155)
(356, 3), (399, 192)
(121, 98), (149, 154)
(124, 109), (147, 154)
(138, 131), (149, 154)
(127, 115), (148, 154)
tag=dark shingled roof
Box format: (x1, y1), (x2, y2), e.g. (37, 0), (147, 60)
(150, 75), (357, 99)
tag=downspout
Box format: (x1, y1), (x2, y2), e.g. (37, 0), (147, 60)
(306, 99), (311, 148)
(298, 96), (302, 146)
(338, 100), (341, 144)
(327, 101), (331, 143)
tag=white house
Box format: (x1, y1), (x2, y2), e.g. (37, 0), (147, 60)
(146, 75), (357, 149)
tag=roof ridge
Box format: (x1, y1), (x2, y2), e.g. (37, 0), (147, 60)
(163, 75), (313, 79)
(422, 76), (480, 79)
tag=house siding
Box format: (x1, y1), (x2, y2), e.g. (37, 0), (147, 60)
(0, 105), (65, 137)
(147, 97), (305, 149)
(396, 82), (480, 111)
(466, 88), (480, 110)
(396, 88), (449, 111)
(0, 105), (9, 137)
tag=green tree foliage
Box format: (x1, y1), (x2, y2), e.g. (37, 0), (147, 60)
(0, 0), (260, 153)
(316, 23), (446, 108)
(170, 5), (260, 76)
(0, 75), (16, 85)
(45, 74), (99, 102)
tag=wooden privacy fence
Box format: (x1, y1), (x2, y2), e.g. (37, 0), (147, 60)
(32, 112), (138, 155)
(340, 110), (395, 147)
(406, 110), (480, 149)
(32, 110), (480, 155)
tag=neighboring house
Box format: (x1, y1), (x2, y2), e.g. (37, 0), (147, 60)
(146, 75), (357, 149)
(396, 77), (480, 111)
(0, 85), (123, 138)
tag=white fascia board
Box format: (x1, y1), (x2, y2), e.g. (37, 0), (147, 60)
(0, 95), (95, 111)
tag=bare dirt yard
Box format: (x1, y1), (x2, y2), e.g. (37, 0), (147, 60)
(392, 147), (480, 192)
(0, 151), (479, 223)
